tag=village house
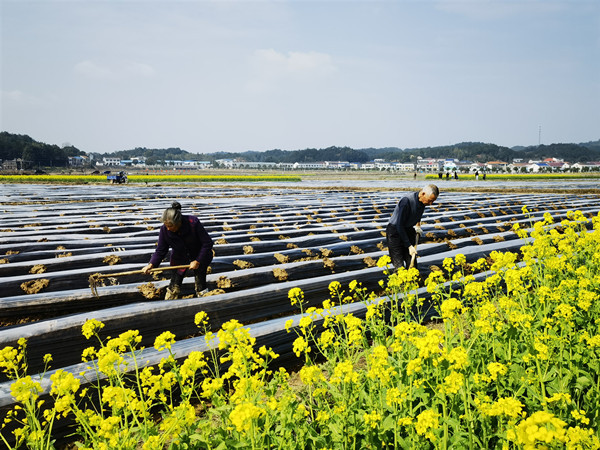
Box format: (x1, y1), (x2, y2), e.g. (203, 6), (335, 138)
(416, 158), (442, 172)
(486, 160), (509, 172)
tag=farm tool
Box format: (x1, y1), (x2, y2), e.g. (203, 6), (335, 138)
(89, 265), (190, 297)
(409, 232), (419, 269)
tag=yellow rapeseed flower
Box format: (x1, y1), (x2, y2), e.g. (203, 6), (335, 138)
(514, 411), (567, 449)
(415, 409), (441, 441)
(293, 336), (310, 357)
(288, 287), (304, 306)
(10, 376), (42, 403)
(229, 402), (264, 434)
(376, 255), (391, 268)
(82, 318), (104, 340)
(194, 311), (209, 328)
(330, 360), (359, 384)
(363, 410), (382, 429)
(154, 331), (176, 351)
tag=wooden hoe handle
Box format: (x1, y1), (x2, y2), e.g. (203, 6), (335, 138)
(92, 264), (191, 280)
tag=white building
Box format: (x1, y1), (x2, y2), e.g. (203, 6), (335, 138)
(68, 156), (87, 167)
(292, 162), (327, 170)
(324, 161), (350, 169)
(102, 157), (121, 166)
(416, 158), (443, 172)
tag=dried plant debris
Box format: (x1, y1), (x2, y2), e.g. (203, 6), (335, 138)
(320, 248), (333, 258)
(203, 289), (226, 296)
(350, 245), (364, 255)
(445, 240), (458, 250)
(0, 258), (8, 264)
(363, 256), (377, 267)
(217, 276), (234, 289)
(21, 279), (50, 294)
(493, 235), (505, 242)
(273, 267), (289, 281)
(471, 237), (484, 245)
(138, 282), (162, 299)
(243, 245), (254, 254)
(103, 255), (122, 265)
(29, 264), (47, 274)
(274, 253), (289, 264)
(233, 259), (254, 269)
(215, 238), (228, 245)
(323, 258), (335, 271)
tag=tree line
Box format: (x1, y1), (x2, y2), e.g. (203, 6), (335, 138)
(104, 142), (600, 165)
(1, 132), (599, 168)
(0, 132), (85, 168)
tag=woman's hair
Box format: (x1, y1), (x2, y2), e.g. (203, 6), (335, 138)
(161, 202), (182, 227)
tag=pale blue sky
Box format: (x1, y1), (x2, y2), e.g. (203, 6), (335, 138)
(1, 0), (599, 154)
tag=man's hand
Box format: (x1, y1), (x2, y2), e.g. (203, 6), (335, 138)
(408, 245), (418, 257)
(141, 263), (153, 274)
(415, 225), (423, 237)
(189, 260), (200, 270)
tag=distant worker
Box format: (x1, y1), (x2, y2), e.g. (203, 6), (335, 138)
(438, 172), (443, 180)
(454, 171), (458, 180)
(475, 170), (479, 180)
(386, 184), (439, 270)
(445, 172), (450, 180)
(483, 172), (486, 180)
(142, 202), (213, 299)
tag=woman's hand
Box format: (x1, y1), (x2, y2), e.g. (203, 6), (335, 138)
(141, 263), (154, 274)
(189, 260), (200, 270)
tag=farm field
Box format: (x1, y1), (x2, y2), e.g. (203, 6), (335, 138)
(1, 180), (599, 448)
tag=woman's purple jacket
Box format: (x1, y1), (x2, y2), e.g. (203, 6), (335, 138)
(149, 215), (213, 269)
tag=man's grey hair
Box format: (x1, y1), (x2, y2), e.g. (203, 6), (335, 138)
(421, 184), (439, 198)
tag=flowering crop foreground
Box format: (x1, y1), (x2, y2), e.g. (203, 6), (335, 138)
(1, 210), (599, 449)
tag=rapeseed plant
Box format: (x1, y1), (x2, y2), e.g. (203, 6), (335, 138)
(2, 209), (600, 449)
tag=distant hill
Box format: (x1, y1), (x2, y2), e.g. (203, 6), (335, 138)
(98, 141), (600, 164)
(2, 132), (599, 166)
(0, 132), (85, 167)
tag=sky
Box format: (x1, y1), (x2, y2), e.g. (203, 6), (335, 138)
(1, 0), (599, 155)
